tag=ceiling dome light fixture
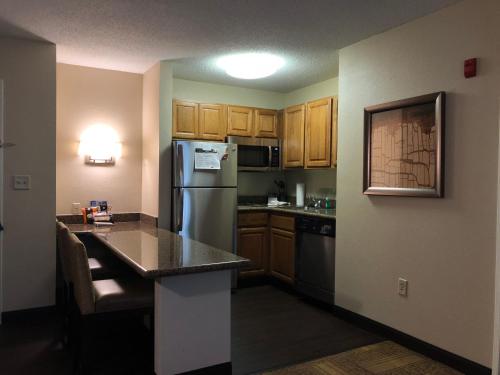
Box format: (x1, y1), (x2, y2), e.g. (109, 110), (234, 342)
(217, 53), (285, 79)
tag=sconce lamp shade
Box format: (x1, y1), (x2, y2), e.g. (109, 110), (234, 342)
(78, 124), (122, 165)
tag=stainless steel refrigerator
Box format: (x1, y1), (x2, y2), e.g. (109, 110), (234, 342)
(172, 140), (238, 261)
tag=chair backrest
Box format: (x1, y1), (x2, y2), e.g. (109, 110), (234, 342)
(67, 233), (95, 315)
(56, 221), (72, 283)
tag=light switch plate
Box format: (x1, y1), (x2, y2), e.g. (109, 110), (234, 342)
(398, 277), (408, 297)
(13, 175), (31, 190)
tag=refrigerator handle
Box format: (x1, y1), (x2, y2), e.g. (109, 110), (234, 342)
(176, 188), (184, 232)
(177, 143), (184, 186)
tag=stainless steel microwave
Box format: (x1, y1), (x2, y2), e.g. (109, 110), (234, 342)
(226, 136), (281, 172)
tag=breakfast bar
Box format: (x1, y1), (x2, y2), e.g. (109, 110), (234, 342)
(68, 222), (249, 375)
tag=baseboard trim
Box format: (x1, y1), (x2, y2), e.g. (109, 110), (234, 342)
(332, 305), (491, 375)
(1, 305), (56, 323)
(179, 361), (231, 374)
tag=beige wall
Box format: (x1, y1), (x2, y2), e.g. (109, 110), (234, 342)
(173, 76), (339, 110)
(56, 64), (143, 214)
(142, 63), (161, 217)
(284, 77), (338, 107)
(173, 78), (284, 109)
(158, 62), (174, 229)
(336, 0), (500, 367)
(0, 37), (56, 311)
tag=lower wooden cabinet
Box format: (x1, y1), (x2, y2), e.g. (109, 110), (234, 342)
(237, 227), (268, 277)
(270, 227), (295, 284)
(237, 212), (295, 283)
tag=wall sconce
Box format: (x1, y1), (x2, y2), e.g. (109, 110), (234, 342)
(78, 125), (122, 165)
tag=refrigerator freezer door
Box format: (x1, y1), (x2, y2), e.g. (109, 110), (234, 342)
(172, 187), (237, 254)
(173, 141), (237, 188)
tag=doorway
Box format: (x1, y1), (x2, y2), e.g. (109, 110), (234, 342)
(493, 98), (500, 374)
(0, 80), (4, 323)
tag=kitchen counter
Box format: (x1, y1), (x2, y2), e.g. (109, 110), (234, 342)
(238, 205), (336, 219)
(67, 220), (247, 374)
(67, 221), (249, 278)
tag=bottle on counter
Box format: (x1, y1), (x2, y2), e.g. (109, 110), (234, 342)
(325, 197), (331, 209)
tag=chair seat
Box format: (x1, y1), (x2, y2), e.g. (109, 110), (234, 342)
(93, 278), (154, 313)
(88, 257), (117, 280)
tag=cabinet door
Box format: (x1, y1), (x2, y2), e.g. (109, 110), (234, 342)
(254, 109), (278, 138)
(283, 104), (305, 168)
(305, 97), (332, 168)
(173, 100), (198, 139)
(227, 106), (253, 137)
(277, 109), (284, 139)
(238, 227), (268, 276)
(331, 96), (338, 168)
(199, 104), (226, 141)
(270, 228), (295, 284)
(238, 212), (268, 227)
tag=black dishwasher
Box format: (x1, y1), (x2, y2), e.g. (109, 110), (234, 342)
(295, 216), (335, 305)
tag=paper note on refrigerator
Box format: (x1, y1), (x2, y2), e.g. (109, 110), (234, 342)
(194, 148), (221, 170)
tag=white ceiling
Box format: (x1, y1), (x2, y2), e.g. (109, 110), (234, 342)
(0, 0), (460, 92)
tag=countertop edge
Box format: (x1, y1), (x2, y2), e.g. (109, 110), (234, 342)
(141, 260), (250, 279)
(91, 228), (250, 279)
(237, 206), (336, 219)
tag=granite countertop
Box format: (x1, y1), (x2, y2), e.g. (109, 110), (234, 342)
(67, 222), (249, 279)
(237, 205), (336, 219)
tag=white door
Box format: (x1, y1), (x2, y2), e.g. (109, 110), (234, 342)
(0, 80), (4, 323)
(493, 98), (500, 374)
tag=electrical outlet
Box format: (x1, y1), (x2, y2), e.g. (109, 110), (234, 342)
(72, 203), (81, 214)
(13, 175), (31, 190)
(398, 278), (408, 297)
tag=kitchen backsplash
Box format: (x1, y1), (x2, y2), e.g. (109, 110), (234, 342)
(238, 168), (336, 201)
(238, 171), (285, 196)
(285, 169), (336, 199)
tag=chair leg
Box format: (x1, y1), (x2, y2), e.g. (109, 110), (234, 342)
(149, 312), (155, 370)
(79, 316), (92, 375)
(72, 312), (82, 374)
(72, 313), (92, 375)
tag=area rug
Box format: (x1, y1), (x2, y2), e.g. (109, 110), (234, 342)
(263, 341), (462, 374)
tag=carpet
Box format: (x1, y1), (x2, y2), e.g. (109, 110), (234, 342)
(263, 341), (462, 374)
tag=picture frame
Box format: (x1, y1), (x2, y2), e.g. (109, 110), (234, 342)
(363, 92), (445, 197)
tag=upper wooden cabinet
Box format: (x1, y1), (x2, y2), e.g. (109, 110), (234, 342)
(283, 97), (339, 169)
(173, 100), (226, 141)
(283, 104), (305, 168)
(198, 104), (226, 141)
(305, 97), (332, 168)
(227, 106), (253, 137)
(173, 100), (198, 139)
(331, 97), (338, 168)
(254, 109), (278, 138)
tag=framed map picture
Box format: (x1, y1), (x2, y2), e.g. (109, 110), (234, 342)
(363, 92), (445, 197)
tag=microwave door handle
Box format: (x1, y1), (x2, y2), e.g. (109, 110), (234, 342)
(268, 146), (273, 169)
